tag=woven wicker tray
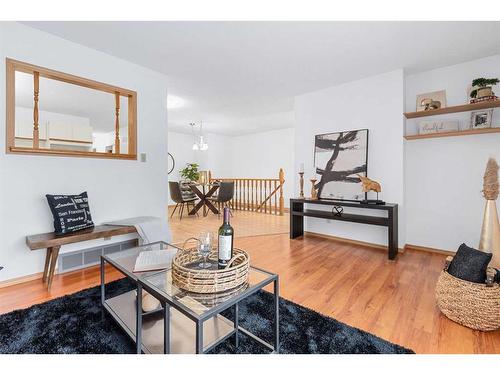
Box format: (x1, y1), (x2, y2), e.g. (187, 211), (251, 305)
(172, 245), (250, 294)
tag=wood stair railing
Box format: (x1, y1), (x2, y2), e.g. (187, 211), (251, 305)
(209, 168), (285, 215)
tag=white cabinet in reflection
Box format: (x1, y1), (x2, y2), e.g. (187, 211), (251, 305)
(71, 123), (93, 143)
(48, 121), (72, 141)
(15, 106), (93, 149)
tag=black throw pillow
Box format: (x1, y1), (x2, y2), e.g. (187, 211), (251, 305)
(447, 243), (492, 283)
(495, 269), (500, 284)
(46, 192), (94, 235)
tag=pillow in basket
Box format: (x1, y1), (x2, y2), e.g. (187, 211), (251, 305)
(46, 192), (94, 235)
(447, 243), (492, 283)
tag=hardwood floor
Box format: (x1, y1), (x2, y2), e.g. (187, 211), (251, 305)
(1, 211), (499, 354)
(167, 208), (289, 243)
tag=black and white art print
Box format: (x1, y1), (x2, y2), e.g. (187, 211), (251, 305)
(314, 129), (368, 201)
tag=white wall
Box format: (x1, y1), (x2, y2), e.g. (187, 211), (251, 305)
(167, 131), (233, 204)
(168, 131), (196, 184)
(167, 128), (295, 206)
(405, 54), (500, 251)
(0, 22), (169, 281)
(229, 128), (295, 206)
(294, 70), (405, 247)
(197, 132), (233, 177)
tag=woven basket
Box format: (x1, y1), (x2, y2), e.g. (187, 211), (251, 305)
(172, 246), (249, 294)
(435, 258), (500, 331)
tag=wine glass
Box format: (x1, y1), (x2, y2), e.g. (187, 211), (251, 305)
(198, 231), (213, 269)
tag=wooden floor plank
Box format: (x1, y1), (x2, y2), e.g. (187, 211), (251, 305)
(0, 210), (498, 353)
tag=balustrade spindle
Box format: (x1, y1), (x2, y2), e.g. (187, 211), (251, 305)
(268, 181), (272, 213)
(32, 72), (40, 149)
(274, 180), (277, 214)
(114, 92), (120, 154)
(236, 180), (240, 210)
(251, 179), (255, 210)
(242, 180), (245, 210)
(255, 180), (258, 211)
(208, 169), (285, 215)
(246, 180), (249, 210)
(264, 182), (267, 213)
(279, 168), (285, 216)
(259, 180), (263, 212)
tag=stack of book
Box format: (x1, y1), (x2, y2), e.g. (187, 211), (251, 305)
(470, 95), (498, 104)
(134, 250), (173, 272)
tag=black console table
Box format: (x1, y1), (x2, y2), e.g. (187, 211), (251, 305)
(290, 198), (399, 260)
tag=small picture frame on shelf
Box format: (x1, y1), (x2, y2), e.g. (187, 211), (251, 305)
(470, 109), (493, 129)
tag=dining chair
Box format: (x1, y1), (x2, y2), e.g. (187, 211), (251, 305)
(169, 181), (198, 220)
(208, 181), (235, 217)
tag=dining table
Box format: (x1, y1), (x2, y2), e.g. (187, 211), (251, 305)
(188, 182), (220, 217)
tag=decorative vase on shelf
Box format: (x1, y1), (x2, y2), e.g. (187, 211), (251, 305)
(479, 158), (500, 268)
(477, 87), (493, 99)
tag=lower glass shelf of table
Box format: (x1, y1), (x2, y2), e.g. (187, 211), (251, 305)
(103, 289), (235, 354)
(137, 266), (279, 354)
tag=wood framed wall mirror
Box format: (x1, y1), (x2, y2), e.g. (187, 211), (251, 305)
(5, 58), (137, 159)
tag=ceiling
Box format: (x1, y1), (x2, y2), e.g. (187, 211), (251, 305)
(23, 21), (500, 135)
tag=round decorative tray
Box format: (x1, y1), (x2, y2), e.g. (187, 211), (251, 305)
(172, 246), (250, 294)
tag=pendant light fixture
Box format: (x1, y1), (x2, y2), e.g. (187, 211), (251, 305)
(190, 121), (208, 151)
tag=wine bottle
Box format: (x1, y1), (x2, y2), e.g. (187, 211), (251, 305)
(218, 207), (234, 268)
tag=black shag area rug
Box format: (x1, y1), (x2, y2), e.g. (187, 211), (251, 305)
(0, 279), (413, 354)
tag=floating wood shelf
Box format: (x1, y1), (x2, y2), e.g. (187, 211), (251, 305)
(404, 127), (500, 140)
(404, 100), (500, 119)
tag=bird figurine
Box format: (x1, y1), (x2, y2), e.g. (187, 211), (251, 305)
(357, 174), (384, 204)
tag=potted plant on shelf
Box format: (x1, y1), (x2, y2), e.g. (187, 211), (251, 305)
(470, 77), (500, 100)
(180, 163), (200, 182)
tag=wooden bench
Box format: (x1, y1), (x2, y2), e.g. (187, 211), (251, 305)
(26, 225), (137, 291)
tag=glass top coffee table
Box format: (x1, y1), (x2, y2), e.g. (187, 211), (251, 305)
(138, 264), (279, 354)
(101, 241), (279, 354)
(101, 241), (181, 354)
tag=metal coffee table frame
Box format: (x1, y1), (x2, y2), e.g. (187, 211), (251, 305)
(137, 266), (280, 354)
(100, 241), (182, 354)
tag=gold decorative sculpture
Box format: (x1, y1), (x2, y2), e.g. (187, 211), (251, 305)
(357, 174), (384, 204)
(479, 158), (500, 268)
(357, 174), (381, 193)
(310, 179), (318, 200)
(420, 98), (442, 111)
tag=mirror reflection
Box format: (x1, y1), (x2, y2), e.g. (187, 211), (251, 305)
(14, 71), (129, 154)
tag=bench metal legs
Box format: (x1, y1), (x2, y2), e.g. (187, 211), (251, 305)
(42, 245), (60, 291)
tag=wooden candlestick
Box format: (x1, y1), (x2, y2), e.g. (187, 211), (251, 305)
(310, 179), (318, 200)
(299, 172), (304, 198)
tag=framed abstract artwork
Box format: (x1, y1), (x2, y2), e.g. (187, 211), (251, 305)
(314, 129), (369, 201)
